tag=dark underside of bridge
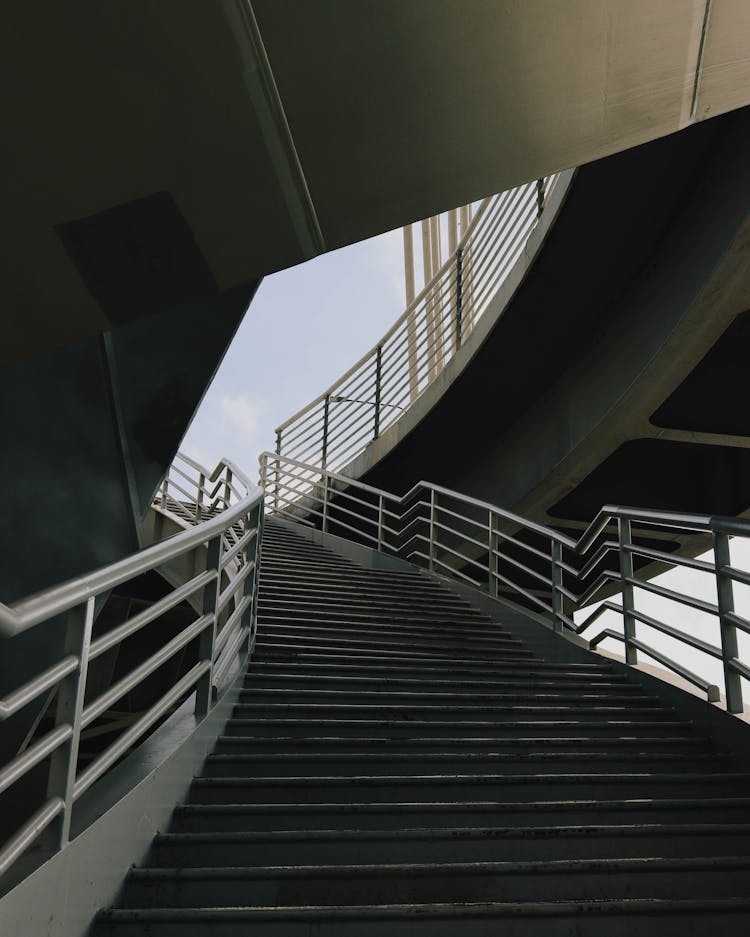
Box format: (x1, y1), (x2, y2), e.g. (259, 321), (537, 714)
(360, 106), (750, 540)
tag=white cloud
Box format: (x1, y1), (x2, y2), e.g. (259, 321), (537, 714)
(218, 393), (265, 437)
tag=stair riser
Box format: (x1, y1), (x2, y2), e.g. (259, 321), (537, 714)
(151, 832), (750, 866)
(201, 756), (722, 778)
(238, 690), (658, 706)
(256, 621), (516, 643)
(122, 865), (750, 907)
(221, 720), (694, 739)
(214, 738), (711, 755)
(247, 655), (613, 675)
(255, 628), (522, 651)
(96, 905), (750, 937)
(189, 778), (750, 805)
(230, 706), (675, 722)
(172, 803), (750, 832)
(255, 635), (525, 656)
(244, 675), (635, 693)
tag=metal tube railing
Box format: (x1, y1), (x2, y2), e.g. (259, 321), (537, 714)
(272, 174), (563, 472)
(0, 452), (263, 883)
(261, 451), (750, 720)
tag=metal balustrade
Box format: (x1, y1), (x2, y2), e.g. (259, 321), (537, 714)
(273, 174), (561, 471)
(0, 454), (263, 882)
(260, 451), (750, 716)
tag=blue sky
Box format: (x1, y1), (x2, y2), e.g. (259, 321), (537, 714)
(182, 227), (406, 479)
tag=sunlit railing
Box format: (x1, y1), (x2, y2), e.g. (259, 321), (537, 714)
(0, 453), (263, 882)
(261, 451), (750, 716)
(273, 175), (561, 471)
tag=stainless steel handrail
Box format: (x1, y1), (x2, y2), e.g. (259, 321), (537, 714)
(272, 174), (563, 471)
(261, 451), (750, 716)
(0, 452), (263, 882)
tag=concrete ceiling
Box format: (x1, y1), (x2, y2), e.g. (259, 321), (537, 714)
(3, 0), (750, 365)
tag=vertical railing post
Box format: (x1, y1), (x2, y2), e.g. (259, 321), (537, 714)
(223, 468), (233, 510)
(322, 394), (330, 469)
(550, 541), (564, 634)
(274, 432), (281, 513)
(455, 248), (463, 351)
(195, 535), (222, 717)
(374, 346), (382, 439)
(429, 489), (437, 572)
(196, 472), (205, 522)
(488, 510), (498, 597)
(240, 503), (262, 660)
(161, 476), (169, 510)
(714, 531), (743, 714)
(46, 596), (95, 849)
(322, 472), (330, 533)
(618, 518), (637, 665)
(536, 178), (545, 217)
(377, 494), (384, 552)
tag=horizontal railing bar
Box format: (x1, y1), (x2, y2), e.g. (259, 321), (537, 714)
(213, 626), (250, 687)
(0, 655), (79, 721)
(627, 607), (722, 660)
(494, 571), (554, 616)
(0, 724), (72, 797)
(0, 797), (65, 879)
(89, 571), (216, 662)
(495, 551), (551, 588)
(625, 543), (715, 574)
(725, 611), (750, 637)
(217, 561), (256, 615)
(81, 615), (213, 729)
(219, 526), (258, 570)
(433, 557), (484, 587)
(214, 596), (252, 659)
(74, 661), (210, 801)
(626, 575), (719, 617)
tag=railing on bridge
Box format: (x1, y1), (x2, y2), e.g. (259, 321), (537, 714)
(0, 454), (262, 883)
(273, 174), (561, 472)
(260, 451), (750, 717)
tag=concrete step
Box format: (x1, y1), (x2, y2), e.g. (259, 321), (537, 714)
(254, 632), (526, 658)
(257, 601), (493, 626)
(246, 659), (616, 681)
(201, 750), (727, 778)
(222, 717), (695, 739)
(121, 856), (750, 907)
(152, 822), (750, 866)
(243, 671), (638, 693)
(254, 641), (534, 662)
(214, 734), (713, 754)
(96, 897), (750, 937)
(255, 622), (523, 650)
(230, 702), (676, 722)
(237, 688), (661, 707)
(172, 795), (750, 832)
(189, 772), (750, 805)
(256, 616), (515, 642)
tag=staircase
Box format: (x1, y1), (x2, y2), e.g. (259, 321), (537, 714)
(99, 518), (750, 935)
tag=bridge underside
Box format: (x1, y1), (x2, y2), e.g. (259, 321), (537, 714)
(357, 106), (750, 543)
(4, 0), (750, 365)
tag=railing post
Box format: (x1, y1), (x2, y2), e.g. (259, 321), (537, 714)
(322, 394), (330, 469)
(223, 468), (233, 510)
(536, 178), (545, 217)
(618, 518), (637, 665)
(455, 248), (463, 350)
(374, 346), (382, 439)
(429, 489), (437, 572)
(714, 531), (743, 714)
(322, 473), (330, 533)
(377, 494), (384, 552)
(196, 472), (205, 522)
(46, 596), (95, 849)
(241, 504), (262, 661)
(550, 541), (564, 633)
(161, 476), (169, 510)
(274, 432), (281, 513)
(488, 511), (498, 597)
(195, 535), (222, 717)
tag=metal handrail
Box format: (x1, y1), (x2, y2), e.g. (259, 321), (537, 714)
(261, 451), (750, 717)
(272, 174), (563, 470)
(0, 452), (263, 882)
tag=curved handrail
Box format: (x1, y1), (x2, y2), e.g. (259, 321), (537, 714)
(261, 451), (750, 716)
(272, 175), (563, 470)
(0, 451), (264, 882)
